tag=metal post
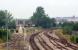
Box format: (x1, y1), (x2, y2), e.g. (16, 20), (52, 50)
(6, 12), (9, 50)
(5, 20), (8, 50)
(6, 20), (9, 50)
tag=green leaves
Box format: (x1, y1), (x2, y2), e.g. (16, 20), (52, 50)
(0, 29), (10, 42)
(31, 6), (56, 28)
(70, 35), (78, 43)
(0, 10), (15, 29)
(0, 10), (7, 27)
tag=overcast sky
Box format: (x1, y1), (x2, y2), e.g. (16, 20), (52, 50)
(0, 0), (78, 19)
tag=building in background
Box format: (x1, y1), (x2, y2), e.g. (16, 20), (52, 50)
(15, 19), (35, 27)
(55, 16), (78, 24)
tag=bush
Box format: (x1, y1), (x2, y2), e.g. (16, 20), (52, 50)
(70, 35), (78, 43)
(62, 25), (73, 35)
(0, 29), (11, 42)
(76, 36), (78, 43)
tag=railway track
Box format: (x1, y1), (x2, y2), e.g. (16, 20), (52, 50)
(29, 30), (78, 50)
(29, 33), (40, 50)
(7, 33), (26, 50)
(44, 32), (78, 50)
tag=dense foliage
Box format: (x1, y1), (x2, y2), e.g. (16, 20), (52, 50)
(61, 22), (78, 43)
(62, 22), (74, 34)
(0, 29), (11, 42)
(0, 10), (16, 29)
(0, 10), (15, 42)
(31, 6), (56, 28)
(70, 35), (78, 43)
(61, 22), (78, 34)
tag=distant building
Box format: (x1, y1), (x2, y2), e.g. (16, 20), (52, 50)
(55, 16), (78, 24)
(15, 19), (35, 27)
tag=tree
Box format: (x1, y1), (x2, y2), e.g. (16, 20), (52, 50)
(31, 6), (54, 28)
(31, 7), (45, 26)
(8, 19), (16, 29)
(0, 10), (7, 27)
(0, 10), (15, 29)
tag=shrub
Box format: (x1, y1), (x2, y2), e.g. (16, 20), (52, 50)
(70, 35), (78, 43)
(0, 29), (11, 42)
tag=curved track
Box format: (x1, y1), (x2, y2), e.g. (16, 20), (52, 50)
(29, 33), (40, 50)
(29, 30), (78, 50)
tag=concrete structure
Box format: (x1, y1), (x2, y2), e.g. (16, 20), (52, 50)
(15, 19), (35, 27)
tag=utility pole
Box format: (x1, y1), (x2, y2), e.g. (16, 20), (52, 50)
(5, 11), (9, 50)
(5, 19), (9, 50)
(6, 24), (9, 50)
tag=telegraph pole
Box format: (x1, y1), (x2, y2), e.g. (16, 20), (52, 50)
(5, 19), (9, 50)
(6, 23), (9, 50)
(5, 11), (9, 50)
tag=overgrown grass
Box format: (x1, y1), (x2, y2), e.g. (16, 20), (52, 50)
(55, 29), (78, 43)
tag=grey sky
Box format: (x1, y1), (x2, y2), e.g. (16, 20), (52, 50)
(0, 0), (78, 19)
